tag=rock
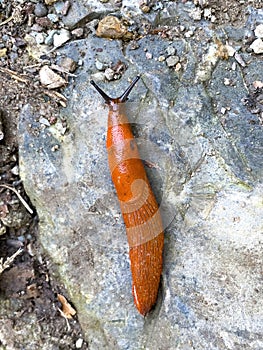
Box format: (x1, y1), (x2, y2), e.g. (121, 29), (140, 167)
(96, 16), (127, 39)
(60, 1), (71, 16)
(47, 13), (59, 23)
(59, 57), (77, 73)
(250, 38), (263, 54)
(95, 59), (106, 71)
(39, 65), (67, 89)
(104, 67), (115, 80)
(166, 55), (179, 67)
(0, 48), (7, 57)
(34, 32), (46, 45)
(34, 3), (48, 17)
(190, 7), (202, 21)
(254, 23), (263, 38)
(18, 4), (263, 349)
(35, 17), (52, 28)
(44, 0), (58, 5)
(53, 29), (71, 47)
(71, 28), (84, 37)
(166, 46), (176, 56)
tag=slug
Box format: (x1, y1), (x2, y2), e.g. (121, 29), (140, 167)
(90, 76), (164, 316)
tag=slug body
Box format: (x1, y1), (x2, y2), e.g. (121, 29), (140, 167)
(91, 76), (164, 316)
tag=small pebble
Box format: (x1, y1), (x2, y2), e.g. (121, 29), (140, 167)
(253, 80), (263, 89)
(51, 145), (60, 152)
(95, 59), (106, 71)
(225, 44), (236, 57)
(11, 165), (19, 176)
(166, 55), (179, 67)
(34, 3), (48, 17)
(71, 28), (84, 37)
(175, 62), (182, 72)
(31, 23), (44, 32)
(45, 0), (58, 4)
(60, 57), (77, 73)
(76, 338), (84, 349)
(141, 5), (150, 13)
(35, 17), (52, 28)
(250, 38), (263, 54)
(145, 52), (152, 59)
(203, 8), (212, 19)
(254, 24), (263, 39)
(211, 15), (216, 23)
(185, 30), (194, 38)
(104, 68), (115, 81)
(39, 117), (51, 126)
(61, 1), (71, 16)
(35, 32), (46, 45)
(166, 46), (176, 56)
(190, 8), (202, 21)
(96, 16), (127, 39)
(47, 13), (59, 23)
(224, 78), (231, 86)
(0, 48), (7, 57)
(158, 55), (166, 62)
(28, 14), (35, 27)
(53, 29), (71, 47)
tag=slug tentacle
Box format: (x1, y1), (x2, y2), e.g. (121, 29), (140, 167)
(91, 76), (164, 316)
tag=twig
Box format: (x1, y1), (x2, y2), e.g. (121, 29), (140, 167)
(43, 90), (68, 107)
(0, 184), (33, 214)
(0, 67), (29, 83)
(0, 248), (23, 275)
(0, 15), (13, 26)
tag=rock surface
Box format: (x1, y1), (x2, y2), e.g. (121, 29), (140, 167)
(18, 2), (263, 349)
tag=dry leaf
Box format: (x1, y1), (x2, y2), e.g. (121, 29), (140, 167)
(57, 294), (76, 319)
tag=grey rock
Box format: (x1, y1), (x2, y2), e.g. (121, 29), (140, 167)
(19, 3), (263, 350)
(34, 3), (48, 17)
(166, 55), (179, 67)
(57, 0), (115, 29)
(47, 13), (59, 23)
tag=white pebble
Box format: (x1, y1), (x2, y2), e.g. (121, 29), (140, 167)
(250, 38), (263, 54)
(254, 24), (263, 38)
(145, 52), (152, 60)
(166, 55), (179, 67)
(75, 338), (83, 349)
(104, 68), (115, 81)
(53, 29), (71, 48)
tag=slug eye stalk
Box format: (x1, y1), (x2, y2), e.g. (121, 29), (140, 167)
(90, 75), (140, 104)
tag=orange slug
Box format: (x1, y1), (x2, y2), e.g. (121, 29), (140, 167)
(90, 76), (164, 316)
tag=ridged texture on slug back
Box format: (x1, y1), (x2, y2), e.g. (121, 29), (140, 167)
(91, 77), (164, 316)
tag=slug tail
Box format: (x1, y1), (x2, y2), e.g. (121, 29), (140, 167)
(130, 232), (164, 316)
(123, 195), (164, 316)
